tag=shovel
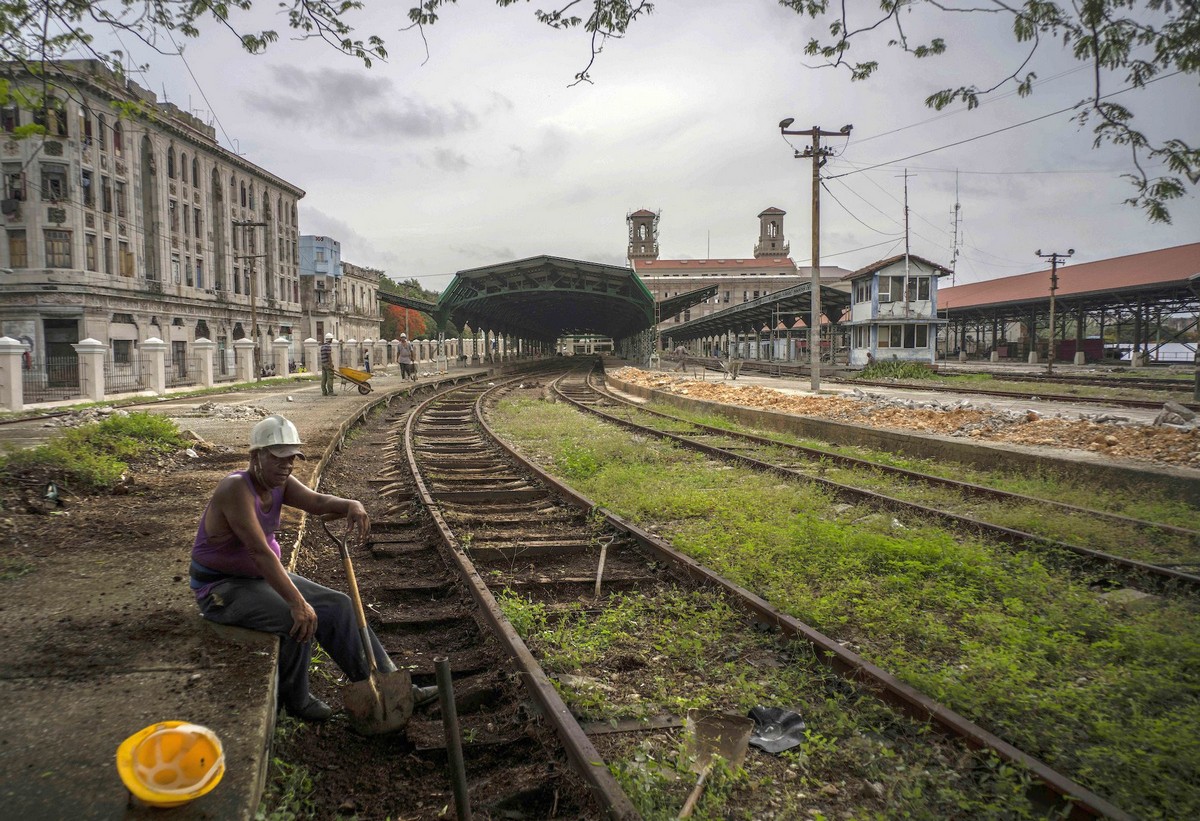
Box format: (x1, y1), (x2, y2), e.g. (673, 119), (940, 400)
(678, 709), (754, 818)
(320, 516), (413, 735)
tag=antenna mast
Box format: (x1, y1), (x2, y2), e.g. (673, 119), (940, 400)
(949, 170), (962, 286)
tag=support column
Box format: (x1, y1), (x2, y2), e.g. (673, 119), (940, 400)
(272, 337), (289, 376)
(141, 337), (169, 395)
(303, 338), (319, 374)
(71, 338), (107, 403)
(0, 336), (26, 411)
(194, 338), (216, 388)
(345, 339), (358, 368)
(331, 339), (343, 369)
(233, 338), (256, 383)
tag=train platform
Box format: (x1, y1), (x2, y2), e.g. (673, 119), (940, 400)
(0, 363), (494, 820)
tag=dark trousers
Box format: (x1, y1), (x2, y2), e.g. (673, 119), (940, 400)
(197, 573), (394, 710)
(321, 366), (335, 395)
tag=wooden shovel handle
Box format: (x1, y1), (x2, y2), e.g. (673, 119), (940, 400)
(321, 515), (379, 673)
(678, 761), (713, 819)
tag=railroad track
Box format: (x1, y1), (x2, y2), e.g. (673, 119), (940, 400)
(553, 367), (1200, 595)
(279, 367), (1174, 818)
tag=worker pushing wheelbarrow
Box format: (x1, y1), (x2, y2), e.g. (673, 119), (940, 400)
(335, 366), (373, 395)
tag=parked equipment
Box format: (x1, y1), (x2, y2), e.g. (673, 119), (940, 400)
(320, 515), (413, 735)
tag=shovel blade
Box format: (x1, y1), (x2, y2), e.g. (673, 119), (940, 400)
(344, 669), (414, 736)
(684, 709), (754, 772)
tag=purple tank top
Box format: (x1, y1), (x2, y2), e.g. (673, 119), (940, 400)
(192, 471), (284, 599)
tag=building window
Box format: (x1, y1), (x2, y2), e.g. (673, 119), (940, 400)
(193, 208), (201, 238)
(103, 237), (113, 274)
(191, 157), (199, 184)
(168, 200), (177, 231)
(171, 253), (181, 283)
(101, 176), (112, 213)
(112, 123), (123, 157)
(248, 185), (255, 210)
(1, 104), (18, 132)
(44, 229), (71, 268)
(906, 276), (931, 301)
(180, 152), (188, 184)
(877, 324), (929, 349)
(40, 163), (67, 201)
(112, 339), (132, 364)
(114, 180), (127, 217)
(97, 114), (107, 150)
(85, 233), (97, 270)
(7, 229), (27, 267)
(81, 109), (93, 145)
(233, 265), (241, 294)
(239, 181), (246, 207)
(118, 240), (132, 277)
(34, 99), (68, 137)
(185, 255), (193, 286)
(195, 259), (204, 289)
(167, 147), (176, 178)
(4, 163), (25, 200)
(81, 169), (94, 207)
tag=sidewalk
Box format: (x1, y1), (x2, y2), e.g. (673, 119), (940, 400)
(0, 364), (490, 819)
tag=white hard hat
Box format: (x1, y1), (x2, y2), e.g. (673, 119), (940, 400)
(250, 414), (305, 459)
(324, 332), (334, 341)
(400, 333), (407, 338)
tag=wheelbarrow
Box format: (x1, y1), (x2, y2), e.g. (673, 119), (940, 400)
(336, 366), (373, 395)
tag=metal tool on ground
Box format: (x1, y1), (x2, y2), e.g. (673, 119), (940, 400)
(335, 366), (373, 394)
(436, 655), (472, 820)
(678, 709), (754, 818)
(320, 515), (413, 735)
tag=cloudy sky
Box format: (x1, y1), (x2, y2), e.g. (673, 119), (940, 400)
(86, 2), (1198, 289)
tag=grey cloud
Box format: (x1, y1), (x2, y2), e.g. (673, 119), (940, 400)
(299, 206), (405, 272)
(433, 148), (470, 172)
(246, 66), (478, 138)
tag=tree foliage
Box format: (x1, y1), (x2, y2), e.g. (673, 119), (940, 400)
(378, 276), (438, 339)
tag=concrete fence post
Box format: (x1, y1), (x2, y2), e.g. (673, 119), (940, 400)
(272, 337), (289, 377)
(331, 340), (343, 369)
(1074, 352), (1086, 366)
(345, 339), (358, 368)
(233, 339), (256, 383)
(0, 335), (28, 411)
(1028, 351), (1039, 364)
(374, 339), (386, 369)
(193, 338), (216, 388)
(303, 338), (319, 373)
(141, 337), (168, 395)
(72, 338), (107, 402)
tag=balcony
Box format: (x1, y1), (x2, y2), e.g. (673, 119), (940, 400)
(754, 239), (790, 257)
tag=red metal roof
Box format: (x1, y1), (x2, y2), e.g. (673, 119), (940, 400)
(635, 258), (795, 271)
(939, 243), (1200, 309)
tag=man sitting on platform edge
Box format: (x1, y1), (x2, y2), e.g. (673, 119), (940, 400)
(189, 413), (435, 722)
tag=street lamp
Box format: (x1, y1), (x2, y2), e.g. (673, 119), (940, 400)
(1036, 248), (1073, 375)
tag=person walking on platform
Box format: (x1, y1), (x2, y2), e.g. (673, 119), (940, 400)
(189, 414), (435, 722)
(396, 333), (415, 381)
(320, 333), (335, 396)
(675, 344), (688, 372)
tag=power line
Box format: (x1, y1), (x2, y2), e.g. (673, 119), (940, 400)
(828, 71), (1182, 180)
(819, 180), (904, 237)
(164, 28), (236, 153)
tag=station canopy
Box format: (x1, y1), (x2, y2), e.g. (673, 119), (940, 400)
(663, 280), (852, 342)
(382, 255), (663, 343)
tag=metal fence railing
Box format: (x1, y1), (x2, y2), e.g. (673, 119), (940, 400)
(166, 354), (203, 388)
(104, 354), (144, 395)
(22, 357), (83, 404)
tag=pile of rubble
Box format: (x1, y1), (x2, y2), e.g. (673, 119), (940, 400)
(187, 402), (273, 421)
(41, 406), (132, 427)
(612, 368), (1200, 469)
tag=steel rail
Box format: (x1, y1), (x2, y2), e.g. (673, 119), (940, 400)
(555, 373), (1200, 593)
(403, 376), (641, 821)
(476, 370), (1133, 821)
(581, 371), (1200, 544)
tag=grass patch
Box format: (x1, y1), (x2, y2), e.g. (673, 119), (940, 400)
(0, 411), (187, 490)
(256, 717), (317, 821)
(490, 397), (1200, 819)
(856, 361), (937, 381)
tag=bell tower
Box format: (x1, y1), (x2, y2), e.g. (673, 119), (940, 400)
(627, 209), (660, 263)
(754, 207), (789, 258)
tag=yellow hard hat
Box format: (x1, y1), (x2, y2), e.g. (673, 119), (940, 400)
(116, 721), (225, 808)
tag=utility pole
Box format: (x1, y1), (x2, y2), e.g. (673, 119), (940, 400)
(780, 119), (852, 392)
(1036, 248), (1073, 376)
(233, 219), (268, 379)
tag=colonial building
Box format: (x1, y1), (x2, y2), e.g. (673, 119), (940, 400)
(298, 234), (342, 342)
(628, 207), (851, 334)
(0, 60), (304, 380)
(843, 254), (950, 366)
